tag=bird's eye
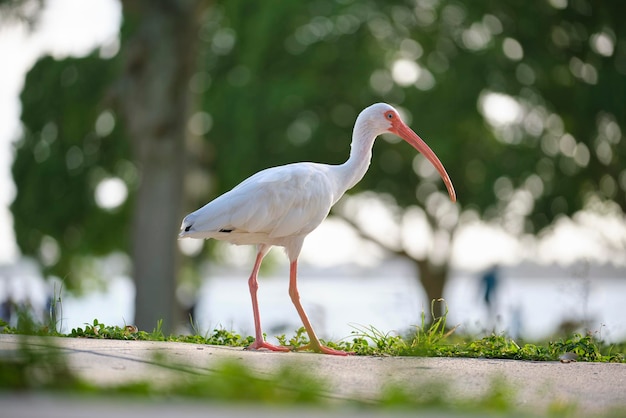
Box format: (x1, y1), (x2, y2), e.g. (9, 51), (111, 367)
(386, 112), (393, 119)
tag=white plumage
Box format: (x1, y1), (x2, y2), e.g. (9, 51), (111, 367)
(179, 103), (455, 355)
(181, 162), (336, 253)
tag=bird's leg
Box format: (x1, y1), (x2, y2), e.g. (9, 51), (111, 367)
(288, 260), (350, 356)
(246, 245), (289, 352)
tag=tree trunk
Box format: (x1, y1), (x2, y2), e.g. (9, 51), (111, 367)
(119, 0), (207, 333)
(415, 259), (448, 321)
(333, 211), (452, 324)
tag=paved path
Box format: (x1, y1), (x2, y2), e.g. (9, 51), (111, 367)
(1, 334), (625, 416)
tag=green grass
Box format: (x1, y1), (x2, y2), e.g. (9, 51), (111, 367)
(2, 298), (624, 363)
(274, 299), (625, 363)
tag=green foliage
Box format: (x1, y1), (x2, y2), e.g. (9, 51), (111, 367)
(332, 325), (408, 356)
(276, 326), (310, 349)
(181, 361), (324, 404)
(198, 2), (386, 195)
(402, 298), (458, 356)
(11, 53), (130, 287)
(551, 333), (624, 363)
(66, 318), (255, 347)
(69, 318), (154, 340)
(198, 0), (626, 234)
(0, 338), (86, 391)
(416, 332), (625, 363)
(3, 299), (623, 363)
(329, 299), (625, 362)
(272, 300), (625, 362)
(327, 299), (457, 356)
(107, 359), (327, 405)
(461, 334), (547, 360)
(178, 328), (255, 347)
(379, 377), (515, 414)
(0, 305), (62, 337)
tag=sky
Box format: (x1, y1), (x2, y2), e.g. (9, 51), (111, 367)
(0, 0), (625, 273)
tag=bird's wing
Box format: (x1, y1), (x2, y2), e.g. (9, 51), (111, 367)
(182, 163), (335, 238)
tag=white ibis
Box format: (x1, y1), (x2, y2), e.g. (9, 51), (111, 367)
(179, 103), (456, 355)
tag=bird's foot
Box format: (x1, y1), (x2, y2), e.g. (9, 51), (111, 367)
(296, 342), (352, 356)
(245, 340), (290, 352)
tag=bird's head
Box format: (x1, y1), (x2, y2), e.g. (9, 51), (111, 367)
(359, 102), (457, 203)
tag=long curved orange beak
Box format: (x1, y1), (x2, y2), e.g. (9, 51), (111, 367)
(390, 121), (456, 203)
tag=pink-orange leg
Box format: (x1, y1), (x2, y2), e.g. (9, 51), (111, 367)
(288, 260), (351, 356)
(246, 245), (289, 352)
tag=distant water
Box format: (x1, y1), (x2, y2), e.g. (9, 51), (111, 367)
(194, 272), (626, 343)
(4, 260), (625, 343)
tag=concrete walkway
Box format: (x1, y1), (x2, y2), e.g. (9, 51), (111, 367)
(1, 334), (625, 416)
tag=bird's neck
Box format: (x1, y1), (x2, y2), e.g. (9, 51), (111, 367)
(333, 123), (377, 199)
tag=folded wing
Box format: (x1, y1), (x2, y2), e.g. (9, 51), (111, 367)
(180, 163), (336, 241)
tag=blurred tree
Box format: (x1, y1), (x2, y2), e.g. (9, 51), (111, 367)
(13, 55), (132, 279)
(12, 0), (209, 333)
(358, 0), (626, 313)
(8, 4), (132, 285)
(193, 0), (626, 316)
(11, 0), (626, 329)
